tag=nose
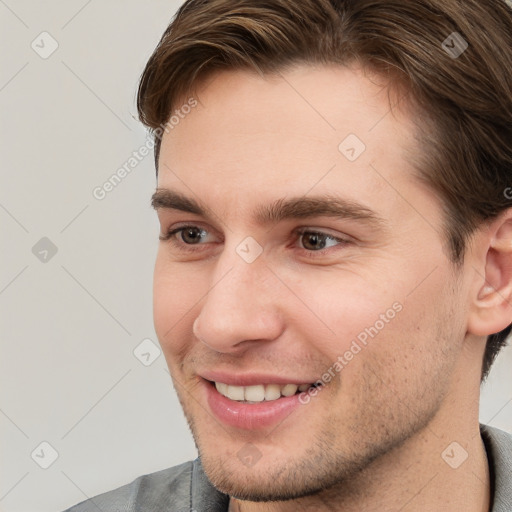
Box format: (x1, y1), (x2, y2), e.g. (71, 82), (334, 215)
(192, 255), (284, 354)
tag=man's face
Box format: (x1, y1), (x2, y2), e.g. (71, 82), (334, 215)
(152, 65), (472, 500)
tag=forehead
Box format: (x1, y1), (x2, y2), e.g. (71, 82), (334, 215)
(156, 65), (429, 226)
(163, 64), (412, 136)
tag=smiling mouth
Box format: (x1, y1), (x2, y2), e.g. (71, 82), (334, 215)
(209, 380), (320, 403)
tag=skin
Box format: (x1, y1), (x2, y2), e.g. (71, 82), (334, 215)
(152, 64), (512, 511)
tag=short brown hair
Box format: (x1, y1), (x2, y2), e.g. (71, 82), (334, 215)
(137, 0), (512, 382)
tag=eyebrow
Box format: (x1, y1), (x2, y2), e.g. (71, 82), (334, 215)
(151, 188), (386, 229)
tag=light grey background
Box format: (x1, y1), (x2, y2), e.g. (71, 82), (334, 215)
(0, 1), (511, 511)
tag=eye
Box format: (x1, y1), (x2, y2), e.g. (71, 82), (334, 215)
(159, 225), (213, 246)
(294, 228), (348, 252)
(159, 224), (350, 257)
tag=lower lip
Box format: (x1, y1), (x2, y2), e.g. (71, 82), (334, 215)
(204, 380), (304, 430)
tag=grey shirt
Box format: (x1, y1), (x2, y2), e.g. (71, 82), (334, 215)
(62, 423), (511, 512)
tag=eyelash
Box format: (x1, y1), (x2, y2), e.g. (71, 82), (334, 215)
(159, 224), (350, 257)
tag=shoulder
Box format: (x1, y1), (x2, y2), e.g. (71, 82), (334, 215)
(61, 458), (228, 512)
(481, 423), (512, 466)
(480, 423), (512, 511)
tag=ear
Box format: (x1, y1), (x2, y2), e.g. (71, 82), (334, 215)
(467, 210), (512, 336)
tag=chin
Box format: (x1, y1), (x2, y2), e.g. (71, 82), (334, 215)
(196, 438), (373, 503)
(202, 461), (328, 502)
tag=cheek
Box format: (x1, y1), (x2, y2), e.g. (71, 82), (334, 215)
(339, 274), (461, 396)
(294, 262), (460, 386)
(289, 268), (402, 357)
(152, 255), (206, 356)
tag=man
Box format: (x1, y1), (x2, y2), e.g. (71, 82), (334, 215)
(63, 0), (512, 510)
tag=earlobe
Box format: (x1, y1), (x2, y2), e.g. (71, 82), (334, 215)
(467, 212), (512, 337)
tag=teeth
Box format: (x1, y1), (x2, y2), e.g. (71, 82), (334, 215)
(214, 382), (312, 402)
(226, 384), (245, 401)
(244, 385), (265, 402)
(264, 384), (281, 401)
(281, 384), (298, 396)
(215, 382), (228, 395)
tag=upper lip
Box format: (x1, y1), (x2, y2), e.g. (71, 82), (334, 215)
(199, 370), (315, 387)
